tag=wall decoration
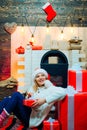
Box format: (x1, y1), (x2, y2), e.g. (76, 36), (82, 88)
(0, 0), (86, 26)
(42, 2), (57, 22)
(68, 36), (82, 50)
(0, 40), (11, 80)
(16, 46), (25, 54)
(4, 22), (17, 34)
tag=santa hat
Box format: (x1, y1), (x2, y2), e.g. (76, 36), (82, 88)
(32, 68), (48, 80)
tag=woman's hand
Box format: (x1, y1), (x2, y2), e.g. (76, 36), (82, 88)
(26, 92), (34, 98)
(32, 98), (46, 108)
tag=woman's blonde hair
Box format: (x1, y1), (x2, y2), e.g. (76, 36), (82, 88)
(32, 72), (48, 92)
(32, 81), (39, 92)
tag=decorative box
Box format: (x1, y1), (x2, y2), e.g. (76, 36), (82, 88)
(43, 118), (60, 130)
(68, 70), (87, 92)
(23, 99), (35, 107)
(58, 93), (87, 130)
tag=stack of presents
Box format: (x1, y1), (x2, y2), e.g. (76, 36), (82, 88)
(43, 67), (87, 130)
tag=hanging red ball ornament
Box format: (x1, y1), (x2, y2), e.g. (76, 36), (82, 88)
(16, 46), (25, 54)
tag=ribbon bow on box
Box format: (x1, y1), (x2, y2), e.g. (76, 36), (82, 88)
(47, 117), (55, 122)
(43, 117), (60, 130)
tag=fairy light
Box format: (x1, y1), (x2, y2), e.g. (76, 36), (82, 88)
(21, 24), (24, 33)
(70, 23), (74, 34)
(60, 30), (64, 40)
(46, 24), (50, 33)
(31, 34), (35, 43)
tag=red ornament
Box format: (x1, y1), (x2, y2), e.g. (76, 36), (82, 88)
(29, 41), (33, 46)
(32, 45), (43, 50)
(16, 46), (25, 54)
(29, 41), (43, 50)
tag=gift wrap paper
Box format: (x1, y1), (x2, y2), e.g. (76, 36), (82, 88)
(58, 93), (87, 130)
(68, 70), (87, 92)
(43, 119), (60, 130)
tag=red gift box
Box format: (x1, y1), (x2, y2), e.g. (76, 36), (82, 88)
(58, 93), (87, 130)
(23, 99), (35, 107)
(68, 70), (87, 92)
(43, 118), (60, 130)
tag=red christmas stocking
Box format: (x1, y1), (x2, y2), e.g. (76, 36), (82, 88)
(42, 2), (57, 22)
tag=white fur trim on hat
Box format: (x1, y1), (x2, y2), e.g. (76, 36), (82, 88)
(32, 68), (48, 80)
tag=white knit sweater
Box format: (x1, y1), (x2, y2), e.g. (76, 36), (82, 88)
(27, 80), (66, 128)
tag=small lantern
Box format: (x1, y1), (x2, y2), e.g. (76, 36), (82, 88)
(16, 46), (25, 54)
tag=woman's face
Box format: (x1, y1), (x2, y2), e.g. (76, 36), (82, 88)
(35, 73), (46, 86)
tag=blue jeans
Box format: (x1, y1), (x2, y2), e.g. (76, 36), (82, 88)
(0, 92), (31, 127)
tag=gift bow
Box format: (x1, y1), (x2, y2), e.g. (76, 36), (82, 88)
(47, 117), (55, 122)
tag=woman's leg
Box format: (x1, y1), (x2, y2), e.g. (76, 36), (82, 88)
(0, 97), (11, 126)
(4, 92), (25, 113)
(0, 97), (10, 113)
(13, 104), (31, 128)
(0, 92), (31, 127)
(37, 123), (43, 130)
(5, 92), (31, 127)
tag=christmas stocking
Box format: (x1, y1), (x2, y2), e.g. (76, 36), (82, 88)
(42, 2), (57, 22)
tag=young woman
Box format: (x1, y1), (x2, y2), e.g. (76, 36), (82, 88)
(0, 68), (66, 130)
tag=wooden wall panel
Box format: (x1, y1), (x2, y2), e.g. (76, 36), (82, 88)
(0, 32), (11, 80)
